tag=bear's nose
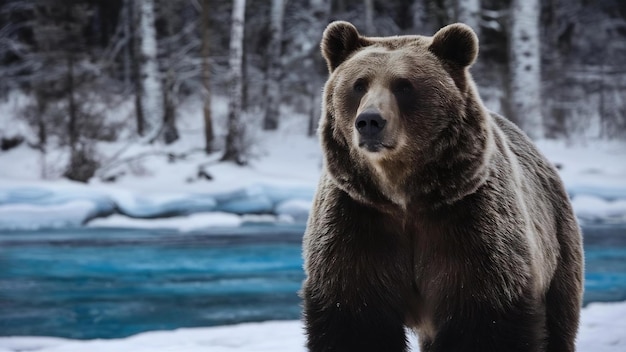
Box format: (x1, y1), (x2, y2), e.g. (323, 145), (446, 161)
(355, 111), (387, 138)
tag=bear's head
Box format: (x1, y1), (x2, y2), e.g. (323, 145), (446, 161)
(319, 21), (493, 211)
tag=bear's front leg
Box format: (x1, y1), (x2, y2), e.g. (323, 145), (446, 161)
(302, 185), (412, 351)
(423, 294), (547, 352)
(303, 282), (408, 352)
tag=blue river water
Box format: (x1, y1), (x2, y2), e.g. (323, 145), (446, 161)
(0, 223), (625, 339)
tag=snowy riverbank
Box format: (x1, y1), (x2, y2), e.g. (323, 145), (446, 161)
(1, 138), (626, 231)
(1, 300), (625, 352)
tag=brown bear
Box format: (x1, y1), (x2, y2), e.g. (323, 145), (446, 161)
(302, 21), (584, 352)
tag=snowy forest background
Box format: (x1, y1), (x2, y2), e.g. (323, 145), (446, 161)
(0, 0), (625, 183)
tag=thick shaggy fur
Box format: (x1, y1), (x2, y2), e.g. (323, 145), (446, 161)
(302, 21), (584, 352)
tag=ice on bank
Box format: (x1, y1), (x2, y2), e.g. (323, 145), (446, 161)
(0, 181), (315, 231)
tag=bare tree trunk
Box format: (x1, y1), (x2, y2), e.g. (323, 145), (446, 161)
(201, 0), (214, 153)
(364, 0), (374, 35)
(241, 41), (249, 111)
(263, 0), (285, 130)
(456, 0), (481, 38)
(67, 55), (77, 155)
(412, 0), (428, 33)
(35, 91), (48, 179)
(307, 0), (330, 137)
(508, 0), (543, 139)
(307, 87), (319, 137)
(162, 69), (179, 144)
(122, 0), (132, 89)
(129, 0), (144, 136)
(138, 0), (164, 141)
(159, 3), (180, 145)
(64, 53), (98, 183)
(222, 0), (246, 164)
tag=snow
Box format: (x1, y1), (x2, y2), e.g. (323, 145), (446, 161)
(533, 140), (626, 224)
(0, 119), (625, 231)
(535, 140), (626, 191)
(87, 212), (243, 231)
(0, 134), (624, 232)
(571, 195), (626, 224)
(2, 137), (625, 230)
(0, 200), (101, 230)
(275, 199), (312, 223)
(0, 96), (324, 231)
(0, 300), (624, 352)
(0, 180), (315, 230)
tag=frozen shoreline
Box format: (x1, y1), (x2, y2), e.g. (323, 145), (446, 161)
(1, 177), (625, 231)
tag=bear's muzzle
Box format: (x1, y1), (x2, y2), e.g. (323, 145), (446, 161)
(355, 110), (389, 152)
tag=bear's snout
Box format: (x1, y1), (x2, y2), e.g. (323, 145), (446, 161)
(355, 110), (387, 151)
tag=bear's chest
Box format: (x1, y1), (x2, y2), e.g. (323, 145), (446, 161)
(407, 213), (535, 322)
(367, 159), (411, 208)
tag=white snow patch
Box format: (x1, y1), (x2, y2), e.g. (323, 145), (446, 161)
(0, 200), (99, 230)
(87, 212), (243, 231)
(275, 199), (312, 222)
(576, 301), (626, 352)
(535, 140), (626, 190)
(572, 195), (626, 223)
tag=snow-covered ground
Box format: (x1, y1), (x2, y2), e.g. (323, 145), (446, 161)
(0, 96), (321, 230)
(0, 300), (625, 352)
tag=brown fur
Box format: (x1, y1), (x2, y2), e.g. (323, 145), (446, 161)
(302, 21), (584, 352)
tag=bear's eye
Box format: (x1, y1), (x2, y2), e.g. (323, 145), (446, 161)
(392, 78), (414, 95)
(353, 79), (367, 93)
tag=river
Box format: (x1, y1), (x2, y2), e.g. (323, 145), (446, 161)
(0, 223), (624, 339)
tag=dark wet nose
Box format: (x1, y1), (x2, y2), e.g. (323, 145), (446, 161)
(355, 111), (386, 138)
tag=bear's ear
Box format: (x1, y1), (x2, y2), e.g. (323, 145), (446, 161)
(429, 23), (478, 68)
(321, 21), (364, 73)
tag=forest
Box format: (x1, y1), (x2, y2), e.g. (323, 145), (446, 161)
(0, 0), (625, 182)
